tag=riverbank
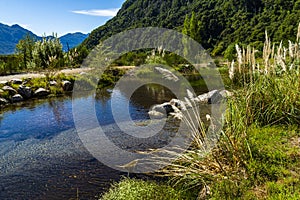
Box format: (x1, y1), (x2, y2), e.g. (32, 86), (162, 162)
(100, 37), (300, 199)
(0, 67), (126, 108)
(0, 68), (92, 82)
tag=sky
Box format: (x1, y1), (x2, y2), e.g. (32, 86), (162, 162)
(0, 0), (126, 36)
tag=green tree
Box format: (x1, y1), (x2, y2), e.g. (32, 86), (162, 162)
(32, 34), (64, 70)
(16, 34), (35, 70)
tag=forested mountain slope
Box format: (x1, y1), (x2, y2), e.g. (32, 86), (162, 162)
(83, 0), (300, 54)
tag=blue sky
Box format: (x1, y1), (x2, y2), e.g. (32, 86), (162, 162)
(0, 0), (126, 36)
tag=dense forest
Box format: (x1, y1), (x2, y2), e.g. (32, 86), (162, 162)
(83, 0), (300, 56)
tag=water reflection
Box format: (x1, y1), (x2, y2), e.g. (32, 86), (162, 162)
(0, 76), (210, 199)
(129, 84), (176, 109)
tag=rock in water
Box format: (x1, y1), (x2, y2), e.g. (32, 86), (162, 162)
(11, 94), (24, 102)
(18, 85), (32, 99)
(62, 80), (72, 91)
(208, 90), (223, 104)
(34, 88), (50, 97)
(149, 102), (180, 119)
(148, 90), (231, 118)
(0, 98), (8, 105)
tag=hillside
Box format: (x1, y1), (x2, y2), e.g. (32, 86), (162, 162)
(0, 23), (37, 54)
(0, 23), (88, 54)
(83, 0), (300, 54)
(60, 32), (89, 52)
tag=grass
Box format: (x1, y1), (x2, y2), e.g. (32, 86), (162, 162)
(99, 27), (300, 199)
(101, 178), (195, 200)
(0, 73), (77, 102)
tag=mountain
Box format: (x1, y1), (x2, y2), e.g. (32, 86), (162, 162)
(0, 23), (88, 54)
(83, 0), (300, 55)
(59, 32), (89, 52)
(0, 23), (37, 54)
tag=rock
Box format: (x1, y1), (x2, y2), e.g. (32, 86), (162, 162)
(194, 90), (219, 104)
(219, 90), (233, 99)
(49, 81), (58, 86)
(208, 90), (224, 104)
(79, 72), (87, 75)
(2, 86), (17, 95)
(148, 102), (180, 119)
(148, 110), (166, 119)
(170, 99), (185, 110)
(154, 67), (179, 82)
(10, 79), (23, 84)
(23, 78), (32, 85)
(149, 90), (231, 119)
(62, 80), (72, 91)
(18, 85), (32, 99)
(0, 81), (8, 85)
(0, 98), (8, 105)
(11, 94), (24, 102)
(194, 90), (231, 104)
(34, 88), (50, 97)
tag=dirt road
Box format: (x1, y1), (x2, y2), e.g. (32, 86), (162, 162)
(0, 68), (92, 82)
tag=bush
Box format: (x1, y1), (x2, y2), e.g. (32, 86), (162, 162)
(101, 178), (192, 200)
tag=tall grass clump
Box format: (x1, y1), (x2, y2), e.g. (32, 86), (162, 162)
(228, 23), (300, 126)
(149, 23), (300, 199)
(101, 24), (300, 200)
(101, 178), (193, 200)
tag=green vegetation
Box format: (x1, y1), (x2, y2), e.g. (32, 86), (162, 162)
(0, 22), (88, 55)
(0, 33), (88, 75)
(97, 68), (126, 88)
(83, 0), (300, 57)
(101, 178), (194, 200)
(101, 24), (300, 199)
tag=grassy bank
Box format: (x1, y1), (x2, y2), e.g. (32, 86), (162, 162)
(100, 30), (300, 199)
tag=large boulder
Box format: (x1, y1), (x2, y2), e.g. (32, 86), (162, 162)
(194, 90), (222, 104)
(34, 88), (50, 97)
(208, 90), (224, 104)
(10, 79), (23, 85)
(11, 94), (24, 102)
(148, 102), (180, 119)
(2, 86), (17, 95)
(0, 98), (8, 105)
(62, 80), (73, 91)
(170, 99), (185, 110)
(148, 90), (232, 119)
(18, 85), (32, 99)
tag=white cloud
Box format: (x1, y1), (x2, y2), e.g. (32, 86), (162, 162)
(72, 8), (119, 17)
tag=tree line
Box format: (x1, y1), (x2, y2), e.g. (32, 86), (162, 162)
(0, 34), (88, 75)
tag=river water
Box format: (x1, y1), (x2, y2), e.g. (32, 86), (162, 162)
(0, 80), (208, 199)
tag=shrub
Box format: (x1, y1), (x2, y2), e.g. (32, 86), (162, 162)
(101, 178), (192, 200)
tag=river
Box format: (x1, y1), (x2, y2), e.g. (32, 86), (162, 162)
(0, 79), (209, 199)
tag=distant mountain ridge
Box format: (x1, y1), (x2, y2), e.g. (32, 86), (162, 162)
(0, 23), (88, 55)
(60, 32), (89, 52)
